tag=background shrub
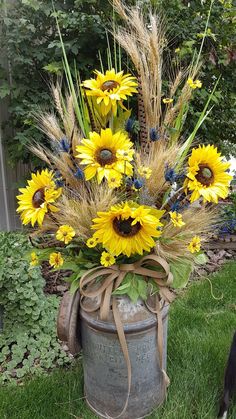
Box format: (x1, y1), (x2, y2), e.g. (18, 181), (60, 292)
(0, 0), (235, 165)
(0, 232), (70, 384)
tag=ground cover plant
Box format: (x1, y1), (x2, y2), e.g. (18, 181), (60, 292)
(0, 232), (70, 384)
(0, 262), (235, 419)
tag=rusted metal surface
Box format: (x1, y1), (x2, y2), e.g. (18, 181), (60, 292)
(57, 290), (81, 355)
(80, 297), (169, 419)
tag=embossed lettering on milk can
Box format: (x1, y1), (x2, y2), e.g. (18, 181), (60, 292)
(80, 297), (169, 419)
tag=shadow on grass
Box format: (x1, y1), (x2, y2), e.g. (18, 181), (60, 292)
(1, 262), (236, 419)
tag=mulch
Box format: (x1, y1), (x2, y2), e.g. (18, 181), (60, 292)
(41, 261), (70, 296)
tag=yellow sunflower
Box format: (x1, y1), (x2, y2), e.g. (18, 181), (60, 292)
(82, 69), (138, 116)
(91, 202), (165, 257)
(17, 169), (62, 227)
(184, 145), (232, 203)
(76, 128), (134, 183)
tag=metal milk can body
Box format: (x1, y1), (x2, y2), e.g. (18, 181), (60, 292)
(80, 297), (169, 419)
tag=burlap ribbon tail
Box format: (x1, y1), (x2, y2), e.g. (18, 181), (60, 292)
(80, 254), (175, 418)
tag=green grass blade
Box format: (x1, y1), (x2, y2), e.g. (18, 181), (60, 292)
(195, 0), (214, 70)
(176, 76), (221, 168)
(54, 12), (88, 136)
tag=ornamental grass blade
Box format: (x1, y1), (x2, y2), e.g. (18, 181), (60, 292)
(54, 12), (89, 137)
(177, 76), (220, 169)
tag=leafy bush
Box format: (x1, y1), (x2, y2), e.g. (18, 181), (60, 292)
(0, 0), (235, 165)
(218, 192), (236, 235)
(0, 232), (70, 384)
(155, 0), (236, 157)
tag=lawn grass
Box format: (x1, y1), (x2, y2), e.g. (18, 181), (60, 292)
(0, 262), (236, 419)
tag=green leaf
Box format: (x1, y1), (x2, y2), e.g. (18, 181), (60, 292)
(113, 273), (148, 303)
(127, 286), (140, 303)
(57, 261), (79, 272)
(43, 61), (63, 75)
(170, 259), (193, 289)
(69, 279), (80, 294)
(136, 276), (148, 300)
(194, 252), (208, 265)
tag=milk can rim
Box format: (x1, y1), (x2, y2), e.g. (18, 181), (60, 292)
(80, 303), (169, 334)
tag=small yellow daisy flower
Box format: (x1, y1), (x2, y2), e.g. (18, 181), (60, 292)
(100, 251), (116, 267)
(30, 252), (39, 267)
(49, 252), (64, 268)
(188, 236), (201, 253)
(138, 166), (152, 179)
(107, 171), (123, 189)
(194, 79), (202, 88)
(116, 149), (134, 162)
(163, 98), (173, 104)
(56, 225), (75, 245)
(86, 237), (99, 248)
(187, 78), (202, 89)
(169, 211), (185, 228)
(175, 47), (180, 53)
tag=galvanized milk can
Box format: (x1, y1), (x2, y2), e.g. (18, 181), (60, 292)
(80, 297), (169, 419)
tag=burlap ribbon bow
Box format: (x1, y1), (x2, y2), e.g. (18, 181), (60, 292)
(79, 253), (175, 418)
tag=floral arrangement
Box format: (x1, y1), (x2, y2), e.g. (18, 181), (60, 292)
(17, 1), (232, 304)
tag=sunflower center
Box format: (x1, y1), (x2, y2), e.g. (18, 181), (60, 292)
(97, 148), (116, 166)
(101, 80), (120, 91)
(32, 188), (45, 208)
(195, 165), (214, 186)
(113, 217), (141, 237)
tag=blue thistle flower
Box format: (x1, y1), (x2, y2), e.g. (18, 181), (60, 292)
(133, 179), (144, 189)
(125, 118), (135, 133)
(149, 128), (160, 142)
(74, 167), (84, 180)
(125, 177), (133, 187)
(170, 201), (181, 212)
(55, 178), (64, 187)
(54, 170), (64, 187)
(164, 165), (177, 183)
(176, 173), (186, 183)
(60, 137), (70, 152)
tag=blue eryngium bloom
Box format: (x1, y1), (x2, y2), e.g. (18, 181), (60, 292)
(54, 171), (64, 187)
(170, 201), (181, 212)
(55, 178), (64, 187)
(60, 137), (70, 152)
(164, 166), (177, 183)
(149, 128), (160, 142)
(125, 177), (133, 187)
(125, 118), (135, 133)
(133, 179), (144, 189)
(74, 167), (84, 179)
